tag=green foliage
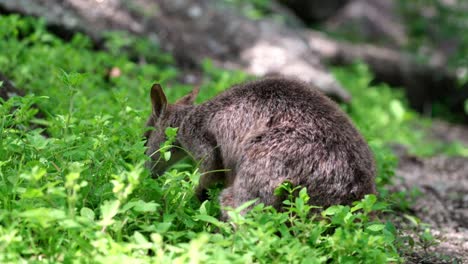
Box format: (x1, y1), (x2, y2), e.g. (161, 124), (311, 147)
(394, 214), (441, 260)
(1, 14), (455, 262)
(334, 63), (468, 158)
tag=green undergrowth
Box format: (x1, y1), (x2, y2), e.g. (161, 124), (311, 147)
(0, 14), (461, 263)
(334, 63), (468, 158)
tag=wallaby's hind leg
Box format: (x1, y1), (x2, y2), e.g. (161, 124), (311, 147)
(219, 167), (285, 221)
(219, 185), (259, 221)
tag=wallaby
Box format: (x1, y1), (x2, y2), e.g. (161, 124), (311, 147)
(145, 77), (376, 219)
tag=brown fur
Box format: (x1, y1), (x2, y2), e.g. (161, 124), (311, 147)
(145, 77), (376, 219)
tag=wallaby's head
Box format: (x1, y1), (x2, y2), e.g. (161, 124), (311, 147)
(144, 84), (199, 175)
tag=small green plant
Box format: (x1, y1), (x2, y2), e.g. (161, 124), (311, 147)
(158, 127), (179, 162)
(418, 228), (438, 254)
(394, 214), (441, 261)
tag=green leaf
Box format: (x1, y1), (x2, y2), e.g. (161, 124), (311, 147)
(163, 150), (171, 161)
(155, 222), (172, 233)
(80, 207), (95, 221)
(384, 221), (397, 235)
(322, 206), (342, 216)
(134, 231), (149, 245)
(352, 194), (377, 213)
(199, 200), (209, 215)
(133, 200), (159, 213)
(235, 199), (258, 212)
(194, 214), (221, 225)
(403, 214), (420, 226)
(390, 99), (405, 121)
(366, 224), (385, 232)
(165, 127), (178, 138)
(274, 181), (293, 196)
(60, 70), (86, 87)
(99, 200), (120, 227)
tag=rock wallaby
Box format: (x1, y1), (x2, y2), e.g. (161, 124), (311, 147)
(145, 77), (376, 219)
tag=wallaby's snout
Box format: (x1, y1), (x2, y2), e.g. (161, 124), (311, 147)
(144, 83), (199, 177)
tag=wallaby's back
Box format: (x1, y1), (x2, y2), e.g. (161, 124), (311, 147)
(178, 78), (376, 213)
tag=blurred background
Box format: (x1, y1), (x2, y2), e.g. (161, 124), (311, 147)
(1, 0), (467, 122)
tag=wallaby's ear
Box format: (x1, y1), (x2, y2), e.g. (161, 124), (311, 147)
(150, 83), (167, 117)
(176, 86), (200, 105)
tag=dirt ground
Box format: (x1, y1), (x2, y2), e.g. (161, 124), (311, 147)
(394, 120), (468, 263)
